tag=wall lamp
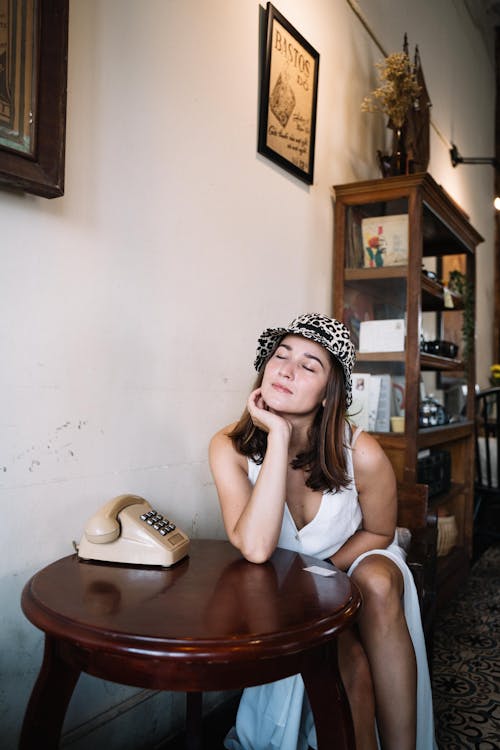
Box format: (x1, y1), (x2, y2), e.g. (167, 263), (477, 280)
(450, 143), (497, 168)
(450, 143), (500, 210)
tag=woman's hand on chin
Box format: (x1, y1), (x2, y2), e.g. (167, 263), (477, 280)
(247, 388), (292, 438)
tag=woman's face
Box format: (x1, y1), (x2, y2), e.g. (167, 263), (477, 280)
(260, 334), (332, 416)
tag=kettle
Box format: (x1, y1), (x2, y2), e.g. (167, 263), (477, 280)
(419, 395), (449, 428)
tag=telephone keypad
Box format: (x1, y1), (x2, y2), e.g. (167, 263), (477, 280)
(140, 509), (177, 537)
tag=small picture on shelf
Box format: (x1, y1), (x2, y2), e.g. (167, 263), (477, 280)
(359, 319), (405, 352)
(361, 214), (409, 268)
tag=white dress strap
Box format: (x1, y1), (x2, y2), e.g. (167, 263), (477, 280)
(351, 425), (363, 447)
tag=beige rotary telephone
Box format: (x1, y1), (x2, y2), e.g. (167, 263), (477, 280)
(77, 494), (190, 568)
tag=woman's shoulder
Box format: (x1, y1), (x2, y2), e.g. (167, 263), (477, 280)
(350, 426), (391, 467)
(209, 423), (246, 466)
(209, 421), (236, 449)
(350, 426), (396, 490)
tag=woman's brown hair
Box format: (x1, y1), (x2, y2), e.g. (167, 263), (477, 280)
(228, 350), (351, 493)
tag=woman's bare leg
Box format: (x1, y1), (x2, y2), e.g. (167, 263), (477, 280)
(351, 555), (417, 750)
(338, 628), (378, 750)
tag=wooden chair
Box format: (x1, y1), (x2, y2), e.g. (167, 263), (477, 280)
(474, 387), (500, 544)
(396, 481), (438, 661)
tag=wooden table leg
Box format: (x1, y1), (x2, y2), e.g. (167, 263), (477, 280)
(301, 641), (355, 750)
(185, 691), (203, 750)
(19, 635), (81, 750)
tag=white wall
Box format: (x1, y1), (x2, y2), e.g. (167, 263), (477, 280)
(0, 1), (495, 747)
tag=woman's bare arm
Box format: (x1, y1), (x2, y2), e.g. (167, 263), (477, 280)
(209, 389), (291, 563)
(328, 430), (397, 571)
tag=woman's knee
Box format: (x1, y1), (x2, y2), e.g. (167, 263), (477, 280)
(351, 556), (403, 606)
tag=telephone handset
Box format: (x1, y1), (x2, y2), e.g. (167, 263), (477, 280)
(77, 494), (190, 568)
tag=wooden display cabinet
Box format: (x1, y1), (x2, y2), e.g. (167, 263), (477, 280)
(332, 173), (483, 606)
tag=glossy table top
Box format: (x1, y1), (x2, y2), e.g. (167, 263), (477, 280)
(22, 539), (359, 664)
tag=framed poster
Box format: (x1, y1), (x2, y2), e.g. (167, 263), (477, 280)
(0, 0), (69, 198)
(361, 214), (409, 268)
(258, 3), (319, 185)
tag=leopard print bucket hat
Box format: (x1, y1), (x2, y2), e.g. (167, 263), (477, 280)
(254, 313), (356, 407)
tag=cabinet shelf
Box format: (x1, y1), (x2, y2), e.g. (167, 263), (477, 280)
(421, 274), (463, 311)
(356, 351), (464, 371)
(371, 421), (474, 445)
(333, 172), (483, 610)
(417, 421), (474, 448)
(345, 268), (463, 312)
(345, 267), (407, 280)
(355, 351), (405, 362)
(420, 352), (463, 371)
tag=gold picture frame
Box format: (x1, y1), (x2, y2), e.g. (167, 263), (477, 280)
(0, 0), (69, 198)
(258, 3), (319, 185)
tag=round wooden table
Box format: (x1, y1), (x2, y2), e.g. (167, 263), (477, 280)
(20, 539), (361, 749)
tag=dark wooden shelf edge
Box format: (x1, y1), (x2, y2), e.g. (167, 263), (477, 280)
(356, 351), (405, 362)
(420, 352), (464, 370)
(417, 421), (474, 447)
(371, 421), (473, 445)
(421, 274), (463, 309)
(345, 266), (408, 279)
(356, 351), (464, 370)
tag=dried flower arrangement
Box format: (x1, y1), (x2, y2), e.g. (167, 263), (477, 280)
(362, 52), (421, 130)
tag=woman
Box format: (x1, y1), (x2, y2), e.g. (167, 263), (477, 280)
(209, 313), (437, 750)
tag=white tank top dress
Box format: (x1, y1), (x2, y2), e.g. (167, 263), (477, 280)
(224, 427), (438, 750)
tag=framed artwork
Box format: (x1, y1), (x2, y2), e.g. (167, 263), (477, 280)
(0, 0), (69, 198)
(258, 2), (319, 185)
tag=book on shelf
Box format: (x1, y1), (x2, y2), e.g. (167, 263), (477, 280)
(350, 373), (392, 432)
(361, 214), (408, 268)
(374, 375), (391, 432)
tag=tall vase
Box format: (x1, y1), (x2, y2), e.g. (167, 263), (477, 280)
(389, 127), (408, 176)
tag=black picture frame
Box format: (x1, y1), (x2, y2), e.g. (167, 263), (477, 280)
(258, 3), (319, 185)
(0, 0), (69, 198)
